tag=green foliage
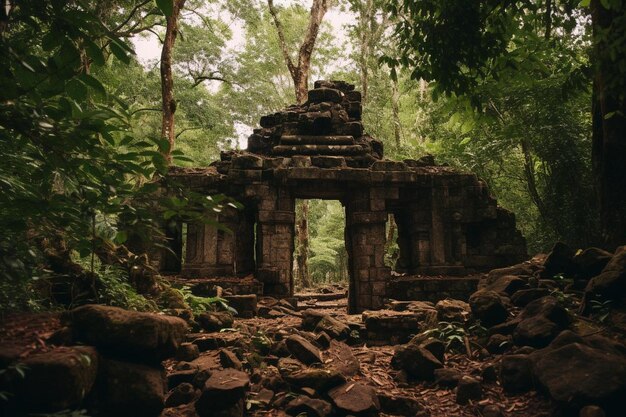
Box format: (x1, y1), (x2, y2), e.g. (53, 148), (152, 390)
(423, 321), (467, 351)
(170, 286), (237, 315)
(306, 200), (348, 285)
(589, 297), (612, 323)
(97, 265), (158, 312)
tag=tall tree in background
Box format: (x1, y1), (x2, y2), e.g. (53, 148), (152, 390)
(161, 0), (187, 161)
(386, 0), (625, 250)
(589, 0), (626, 250)
(267, 0), (330, 287)
(267, 0), (329, 104)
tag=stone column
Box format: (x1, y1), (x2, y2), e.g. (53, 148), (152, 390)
(345, 189), (390, 313)
(181, 206), (240, 277)
(255, 186), (295, 297)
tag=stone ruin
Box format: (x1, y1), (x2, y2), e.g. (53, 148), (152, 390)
(161, 80), (527, 313)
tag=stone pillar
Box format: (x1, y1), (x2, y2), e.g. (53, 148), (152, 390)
(181, 206), (241, 277)
(345, 190), (390, 313)
(255, 186), (295, 297)
(160, 219), (183, 274)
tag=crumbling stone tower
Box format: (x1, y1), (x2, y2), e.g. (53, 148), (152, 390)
(164, 81), (527, 313)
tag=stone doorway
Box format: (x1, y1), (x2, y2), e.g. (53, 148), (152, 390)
(293, 199), (348, 291)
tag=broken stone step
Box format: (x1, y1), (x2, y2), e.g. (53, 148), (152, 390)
(280, 135), (355, 145)
(272, 144), (366, 156)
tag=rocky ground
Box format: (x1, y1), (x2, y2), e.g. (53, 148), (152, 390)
(1, 244), (626, 417)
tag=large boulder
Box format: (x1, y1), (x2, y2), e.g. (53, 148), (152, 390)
(195, 369), (250, 417)
(484, 275), (528, 296)
(1, 346), (98, 413)
(513, 296), (571, 348)
(573, 247), (613, 281)
(95, 359), (167, 417)
(542, 242), (576, 278)
(584, 246), (626, 305)
(67, 304), (187, 362)
(328, 382), (380, 417)
(391, 344), (442, 380)
(469, 291), (509, 327)
(282, 367), (345, 392)
(533, 342), (626, 413)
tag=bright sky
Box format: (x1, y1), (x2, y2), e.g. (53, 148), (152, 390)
(132, 1), (354, 66)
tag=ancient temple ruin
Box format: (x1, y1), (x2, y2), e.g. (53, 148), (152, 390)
(163, 81), (527, 313)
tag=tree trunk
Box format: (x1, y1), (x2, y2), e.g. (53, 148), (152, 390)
(391, 76), (401, 147)
(160, 0), (186, 162)
(590, 1), (626, 250)
(296, 200), (311, 287)
(268, 0), (329, 105)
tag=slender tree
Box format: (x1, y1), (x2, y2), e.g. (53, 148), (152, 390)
(161, 0), (187, 161)
(589, 0), (626, 249)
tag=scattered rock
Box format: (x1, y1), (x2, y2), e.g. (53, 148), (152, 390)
(481, 363), (498, 384)
(434, 368), (462, 388)
(326, 340), (360, 376)
(542, 242), (576, 278)
(435, 299), (471, 322)
(363, 308), (436, 345)
(176, 343), (200, 362)
(377, 392), (427, 416)
(584, 246), (626, 307)
(499, 354), (533, 393)
(315, 315), (350, 340)
(67, 304), (187, 362)
(419, 338), (445, 363)
(285, 396), (333, 417)
(391, 344), (443, 380)
(513, 296), (570, 348)
(511, 288), (550, 307)
(328, 382), (380, 417)
(315, 331), (332, 349)
(482, 404), (505, 417)
(286, 334), (322, 365)
(3, 346), (98, 413)
(223, 294), (258, 318)
(513, 316), (562, 348)
(533, 342), (626, 412)
(165, 382), (196, 408)
(469, 291), (509, 327)
(195, 369), (250, 417)
(486, 334), (512, 354)
(301, 309), (328, 330)
(282, 368), (345, 392)
(485, 275), (529, 296)
(96, 359), (166, 417)
(573, 248), (613, 281)
(196, 311), (234, 333)
(219, 349), (243, 370)
(456, 376), (482, 404)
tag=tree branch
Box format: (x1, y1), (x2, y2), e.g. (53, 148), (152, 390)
(267, 0), (297, 77)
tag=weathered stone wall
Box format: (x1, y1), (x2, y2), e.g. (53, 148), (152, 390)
(165, 81), (527, 313)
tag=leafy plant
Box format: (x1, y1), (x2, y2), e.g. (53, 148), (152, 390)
(172, 286), (237, 316)
(423, 321), (467, 351)
(589, 298), (612, 323)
